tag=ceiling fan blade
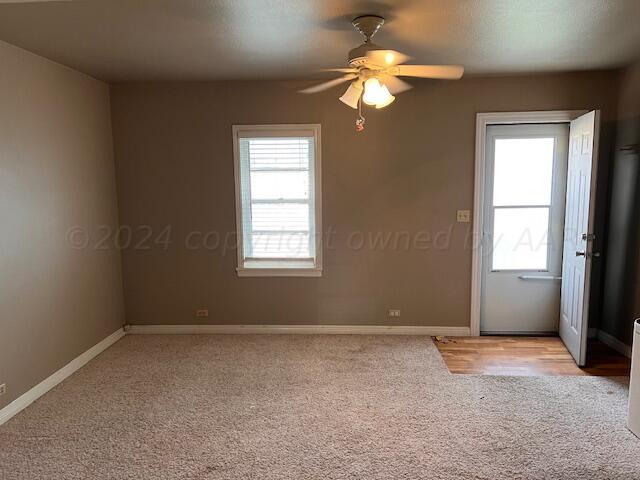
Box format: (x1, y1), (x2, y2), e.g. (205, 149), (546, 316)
(299, 74), (358, 94)
(394, 65), (464, 80)
(320, 68), (359, 73)
(379, 74), (413, 95)
(366, 49), (411, 67)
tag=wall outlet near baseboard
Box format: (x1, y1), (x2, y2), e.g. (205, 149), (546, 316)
(196, 309), (209, 318)
(388, 309), (401, 318)
(0, 384), (6, 397)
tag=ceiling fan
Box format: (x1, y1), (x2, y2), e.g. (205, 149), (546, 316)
(301, 15), (464, 113)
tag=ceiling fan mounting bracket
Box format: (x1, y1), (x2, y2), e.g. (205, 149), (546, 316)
(352, 15), (385, 41)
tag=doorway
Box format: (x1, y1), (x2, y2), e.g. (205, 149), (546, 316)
(471, 111), (601, 366)
(481, 123), (569, 334)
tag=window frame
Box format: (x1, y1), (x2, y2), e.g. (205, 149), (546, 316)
(487, 134), (557, 273)
(232, 124), (322, 277)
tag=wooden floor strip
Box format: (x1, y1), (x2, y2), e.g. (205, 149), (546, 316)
(434, 336), (631, 376)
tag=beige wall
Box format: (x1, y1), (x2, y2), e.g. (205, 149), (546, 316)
(0, 41), (124, 409)
(110, 71), (620, 328)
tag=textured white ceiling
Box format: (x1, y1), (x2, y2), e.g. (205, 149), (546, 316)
(0, 0), (639, 82)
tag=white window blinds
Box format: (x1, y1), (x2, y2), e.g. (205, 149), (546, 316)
(237, 133), (317, 262)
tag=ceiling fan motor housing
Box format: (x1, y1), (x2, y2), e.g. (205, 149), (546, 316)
(348, 42), (384, 67)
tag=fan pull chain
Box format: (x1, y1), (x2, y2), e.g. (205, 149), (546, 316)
(356, 96), (365, 132)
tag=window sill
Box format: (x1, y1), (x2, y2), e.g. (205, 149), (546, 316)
(237, 259), (322, 277)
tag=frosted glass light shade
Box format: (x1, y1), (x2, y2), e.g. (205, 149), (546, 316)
(339, 82), (363, 109)
(375, 91), (395, 108)
(362, 78), (395, 108)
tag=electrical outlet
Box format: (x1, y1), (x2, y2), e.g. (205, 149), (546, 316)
(0, 384), (6, 397)
(196, 309), (209, 318)
(388, 309), (401, 318)
(456, 210), (471, 223)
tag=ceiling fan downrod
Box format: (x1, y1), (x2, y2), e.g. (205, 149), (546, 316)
(351, 15), (385, 42)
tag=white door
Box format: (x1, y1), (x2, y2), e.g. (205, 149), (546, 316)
(481, 124), (569, 334)
(559, 110), (600, 366)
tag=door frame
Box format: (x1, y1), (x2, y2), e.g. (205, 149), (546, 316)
(470, 111), (587, 336)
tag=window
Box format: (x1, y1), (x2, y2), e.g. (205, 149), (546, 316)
(491, 137), (555, 271)
(233, 125), (322, 277)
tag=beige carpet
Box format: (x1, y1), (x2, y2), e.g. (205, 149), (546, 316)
(1, 335), (639, 479)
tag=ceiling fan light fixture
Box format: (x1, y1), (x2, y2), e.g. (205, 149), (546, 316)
(299, 14), (464, 129)
(362, 78), (394, 108)
(339, 82), (363, 109)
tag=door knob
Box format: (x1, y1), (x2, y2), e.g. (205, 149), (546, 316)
(576, 250), (586, 257)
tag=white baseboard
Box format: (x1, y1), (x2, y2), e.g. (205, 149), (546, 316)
(0, 327), (125, 426)
(596, 329), (632, 358)
(127, 324), (471, 336)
